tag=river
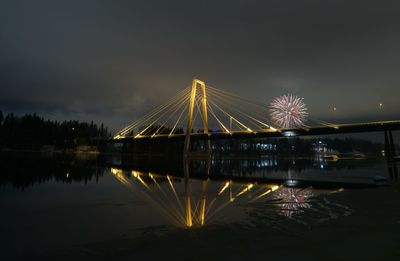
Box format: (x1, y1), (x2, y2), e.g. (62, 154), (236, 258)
(1, 152), (399, 260)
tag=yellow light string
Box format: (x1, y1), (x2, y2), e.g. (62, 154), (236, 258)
(208, 99), (253, 132)
(207, 103), (230, 133)
(207, 89), (283, 132)
(206, 84), (268, 109)
(152, 95), (191, 137)
(132, 174), (185, 227)
(117, 87), (190, 136)
(195, 93), (205, 129)
(207, 87), (274, 124)
(115, 87), (191, 137)
(207, 88), (275, 128)
(135, 90), (192, 138)
(207, 91), (275, 130)
(207, 91), (266, 131)
(148, 174), (186, 225)
(133, 87), (191, 136)
(166, 175), (185, 214)
(208, 86), (337, 130)
(169, 104), (187, 136)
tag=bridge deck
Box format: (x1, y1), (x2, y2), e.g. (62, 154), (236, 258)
(112, 120), (400, 142)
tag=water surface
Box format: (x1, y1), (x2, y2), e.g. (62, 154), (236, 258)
(1, 153), (399, 260)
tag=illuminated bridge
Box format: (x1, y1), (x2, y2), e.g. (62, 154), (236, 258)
(112, 79), (399, 161)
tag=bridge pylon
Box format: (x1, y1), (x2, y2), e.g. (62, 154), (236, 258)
(184, 78), (210, 156)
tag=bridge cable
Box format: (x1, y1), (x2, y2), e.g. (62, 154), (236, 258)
(117, 87), (189, 136)
(116, 87), (190, 137)
(152, 95), (191, 137)
(207, 89), (277, 130)
(207, 103), (230, 133)
(136, 92), (191, 137)
(206, 88), (274, 125)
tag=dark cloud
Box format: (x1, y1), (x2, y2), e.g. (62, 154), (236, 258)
(1, 0), (400, 131)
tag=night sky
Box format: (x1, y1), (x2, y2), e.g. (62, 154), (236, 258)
(1, 0), (400, 131)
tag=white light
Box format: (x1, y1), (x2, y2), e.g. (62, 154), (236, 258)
(284, 180), (299, 187)
(282, 131), (297, 137)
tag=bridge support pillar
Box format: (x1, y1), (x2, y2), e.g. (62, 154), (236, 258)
(199, 179), (208, 226)
(384, 130), (397, 162)
(384, 130), (398, 180)
(183, 158), (192, 227)
(184, 79), (210, 157)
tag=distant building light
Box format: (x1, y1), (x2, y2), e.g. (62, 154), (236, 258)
(312, 141), (328, 153)
(282, 131), (297, 137)
(284, 179), (299, 187)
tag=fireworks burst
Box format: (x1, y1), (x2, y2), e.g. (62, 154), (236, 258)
(269, 94), (308, 128)
(272, 187), (313, 218)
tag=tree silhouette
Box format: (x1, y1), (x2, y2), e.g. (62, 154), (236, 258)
(0, 112), (111, 149)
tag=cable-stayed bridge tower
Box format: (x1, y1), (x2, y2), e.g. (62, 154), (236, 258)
(184, 79), (210, 156)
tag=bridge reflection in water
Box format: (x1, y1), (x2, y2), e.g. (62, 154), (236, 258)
(110, 167), (315, 227)
(107, 155), (386, 228)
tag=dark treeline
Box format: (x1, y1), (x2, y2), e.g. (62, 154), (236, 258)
(0, 111), (111, 150)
